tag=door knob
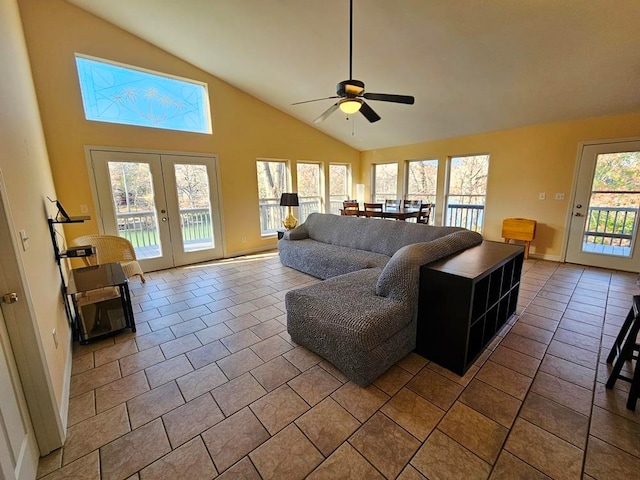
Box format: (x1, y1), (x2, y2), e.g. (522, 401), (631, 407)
(574, 213), (583, 217)
(2, 292), (18, 304)
(162, 217), (168, 222)
(576, 204), (582, 209)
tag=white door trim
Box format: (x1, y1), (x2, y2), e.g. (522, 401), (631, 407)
(563, 136), (640, 264)
(84, 146), (227, 260)
(0, 170), (66, 455)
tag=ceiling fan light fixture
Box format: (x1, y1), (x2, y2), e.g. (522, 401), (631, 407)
(339, 98), (362, 114)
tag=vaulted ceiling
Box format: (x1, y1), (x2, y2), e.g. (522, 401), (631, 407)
(65, 0), (640, 151)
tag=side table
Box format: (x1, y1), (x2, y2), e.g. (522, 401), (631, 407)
(67, 262), (136, 343)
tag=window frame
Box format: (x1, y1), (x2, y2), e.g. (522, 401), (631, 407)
(256, 159), (291, 236)
(444, 154), (490, 233)
(75, 53), (212, 134)
(328, 163), (352, 214)
(296, 161), (324, 223)
(371, 162), (399, 203)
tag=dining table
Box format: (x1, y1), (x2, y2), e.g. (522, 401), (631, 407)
(340, 205), (421, 221)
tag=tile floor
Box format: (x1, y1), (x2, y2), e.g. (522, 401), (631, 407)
(36, 252), (640, 479)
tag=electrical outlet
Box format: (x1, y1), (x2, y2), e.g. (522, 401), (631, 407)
(241, 236), (247, 243)
(80, 204), (89, 213)
(538, 192), (546, 200)
(555, 193), (565, 200)
(52, 329), (59, 349)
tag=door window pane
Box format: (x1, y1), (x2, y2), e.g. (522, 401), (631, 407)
(445, 155), (489, 232)
(257, 160), (288, 235)
(108, 161), (161, 259)
(582, 151), (640, 257)
(297, 163), (322, 223)
(373, 163), (398, 202)
(174, 164), (214, 252)
(329, 164), (350, 214)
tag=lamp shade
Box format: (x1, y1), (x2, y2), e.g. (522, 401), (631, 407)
(280, 193), (299, 207)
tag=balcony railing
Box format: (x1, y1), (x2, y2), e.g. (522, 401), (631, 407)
(259, 198), (323, 234)
(446, 203), (484, 232)
(116, 208), (213, 257)
(118, 203), (639, 258)
(582, 206), (637, 256)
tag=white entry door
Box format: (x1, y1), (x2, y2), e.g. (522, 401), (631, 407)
(0, 198), (39, 480)
(565, 140), (640, 272)
(89, 149), (224, 271)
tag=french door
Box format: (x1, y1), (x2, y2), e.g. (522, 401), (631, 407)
(565, 140), (640, 272)
(89, 149), (224, 271)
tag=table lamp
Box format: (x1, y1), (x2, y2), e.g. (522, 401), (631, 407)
(280, 193), (299, 230)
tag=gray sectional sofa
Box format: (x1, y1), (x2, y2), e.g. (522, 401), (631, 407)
(279, 213), (482, 386)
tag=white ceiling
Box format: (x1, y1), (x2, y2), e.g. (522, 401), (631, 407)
(65, 0), (640, 151)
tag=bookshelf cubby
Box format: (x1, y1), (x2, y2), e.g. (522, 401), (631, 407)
(416, 241), (525, 375)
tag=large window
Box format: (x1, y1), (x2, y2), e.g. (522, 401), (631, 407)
(406, 159), (438, 224)
(296, 163), (323, 223)
(75, 54), (211, 134)
(257, 160), (289, 235)
(372, 163), (398, 202)
(329, 164), (351, 214)
(445, 155), (490, 232)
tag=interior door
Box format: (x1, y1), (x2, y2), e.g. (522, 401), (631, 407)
(565, 141), (640, 272)
(89, 149), (224, 271)
(0, 205), (39, 480)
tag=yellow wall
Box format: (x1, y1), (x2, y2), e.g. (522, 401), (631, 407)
(362, 113), (640, 259)
(17, 0), (359, 257)
(1, 0), (68, 445)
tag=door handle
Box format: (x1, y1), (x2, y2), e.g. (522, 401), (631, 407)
(2, 292), (18, 304)
(162, 217), (168, 222)
(574, 213), (583, 217)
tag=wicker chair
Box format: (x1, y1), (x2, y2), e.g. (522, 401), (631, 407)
(70, 234), (146, 283)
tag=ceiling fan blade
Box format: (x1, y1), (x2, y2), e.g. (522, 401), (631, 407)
(314, 103), (339, 124)
(292, 96), (340, 106)
(359, 101), (381, 123)
(363, 93), (415, 105)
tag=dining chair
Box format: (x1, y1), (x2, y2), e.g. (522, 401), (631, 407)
(342, 201), (360, 216)
(417, 203), (432, 224)
(404, 199), (422, 209)
(364, 203), (384, 218)
(385, 199), (401, 210)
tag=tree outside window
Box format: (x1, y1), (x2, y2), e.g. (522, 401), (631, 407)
(256, 160), (288, 234)
(329, 164), (350, 214)
(297, 163), (322, 223)
(373, 163), (398, 202)
(445, 155), (489, 232)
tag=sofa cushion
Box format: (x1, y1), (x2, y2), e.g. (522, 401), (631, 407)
(279, 238), (389, 280)
(300, 213), (467, 257)
(286, 268), (412, 352)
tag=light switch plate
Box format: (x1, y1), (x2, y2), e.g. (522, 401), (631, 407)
(538, 192), (546, 200)
(19, 230), (29, 251)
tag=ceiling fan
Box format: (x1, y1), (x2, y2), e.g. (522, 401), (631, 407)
(292, 0), (415, 124)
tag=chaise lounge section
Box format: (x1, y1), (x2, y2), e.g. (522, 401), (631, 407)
(279, 213), (482, 385)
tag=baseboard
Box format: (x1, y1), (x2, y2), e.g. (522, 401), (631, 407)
(59, 329), (73, 436)
(228, 244), (278, 257)
(528, 252), (562, 262)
